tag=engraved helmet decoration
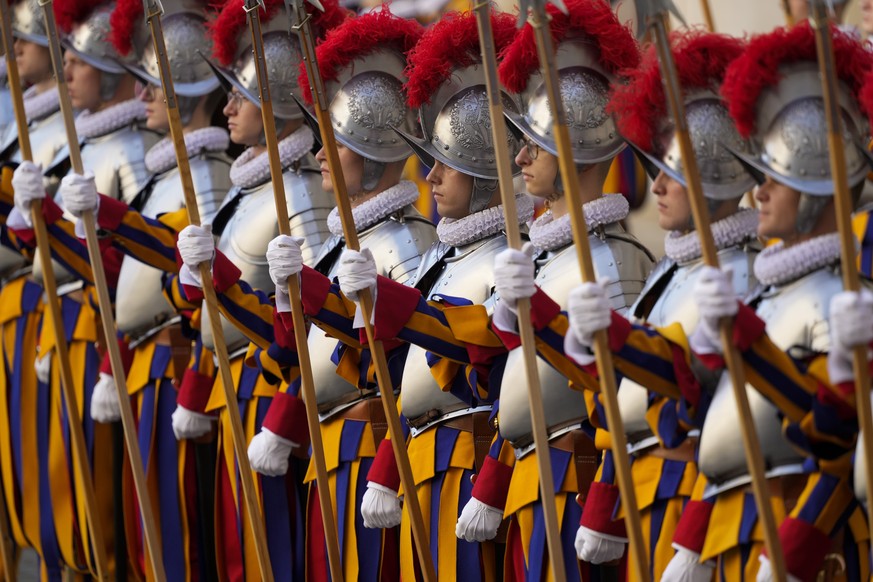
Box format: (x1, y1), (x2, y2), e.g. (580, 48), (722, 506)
(206, 0), (348, 121)
(722, 23), (873, 197)
(120, 0), (219, 98)
(55, 0), (147, 75)
(297, 8), (423, 163)
(399, 12), (521, 186)
(610, 32), (756, 200)
(10, 0), (48, 47)
(498, 0), (642, 165)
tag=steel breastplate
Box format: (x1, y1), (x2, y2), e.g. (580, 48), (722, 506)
(311, 207), (438, 409)
(201, 164), (335, 352)
(399, 235), (507, 421)
(0, 243), (27, 279)
(1, 110), (68, 172)
(620, 246), (758, 451)
(498, 225), (655, 445)
(32, 123), (160, 288)
(116, 155), (232, 339)
(699, 266), (842, 496)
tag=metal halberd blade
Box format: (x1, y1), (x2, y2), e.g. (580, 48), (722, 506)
(636, 0), (686, 37)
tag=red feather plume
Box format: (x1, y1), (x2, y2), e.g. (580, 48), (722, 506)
(209, 0), (348, 67)
(54, 0), (106, 33)
(404, 11), (516, 109)
(722, 22), (873, 138)
(498, 0), (639, 94)
(298, 8), (423, 104)
(108, 0), (144, 56)
(608, 31), (745, 153)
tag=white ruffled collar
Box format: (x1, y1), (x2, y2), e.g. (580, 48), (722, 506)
(23, 86), (59, 123)
(664, 208), (759, 264)
(528, 193), (629, 251)
(436, 193), (535, 247)
(753, 232), (842, 287)
(75, 99), (146, 140)
(326, 180), (420, 237)
(228, 125), (313, 189)
(145, 127), (230, 174)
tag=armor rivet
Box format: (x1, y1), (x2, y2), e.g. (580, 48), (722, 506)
(730, 173), (736, 178)
(803, 137), (810, 144)
(609, 133), (614, 139)
(595, 138), (601, 144)
(363, 137), (369, 142)
(337, 121), (342, 127)
(444, 145), (450, 150)
(713, 173), (720, 179)
(472, 157), (477, 162)
(699, 140), (706, 148)
(392, 139), (397, 144)
(377, 139), (382, 144)
(349, 130), (354, 135)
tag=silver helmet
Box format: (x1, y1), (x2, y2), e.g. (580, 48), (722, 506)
(396, 64), (521, 213)
(729, 62), (870, 197)
(61, 4), (146, 75)
(124, 2), (219, 98)
(11, 0), (47, 47)
(205, 8), (304, 121)
(633, 90), (757, 200)
(504, 35), (625, 165)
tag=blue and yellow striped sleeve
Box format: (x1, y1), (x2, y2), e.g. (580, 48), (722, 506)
(96, 195), (184, 273)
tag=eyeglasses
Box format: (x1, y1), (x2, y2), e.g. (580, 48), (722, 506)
(523, 137), (540, 160)
(226, 90), (246, 109)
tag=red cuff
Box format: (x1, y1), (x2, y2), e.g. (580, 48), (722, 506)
(300, 265), (332, 317)
(491, 323), (522, 350)
(262, 391), (309, 446)
(672, 499), (713, 554)
(528, 287), (562, 331)
(471, 456), (513, 511)
(211, 249), (242, 293)
(367, 439), (401, 492)
(177, 369), (214, 413)
(768, 517), (830, 582)
(372, 275), (423, 341)
(732, 303), (767, 352)
(96, 194), (129, 232)
(580, 482), (626, 538)
(40, 197), (65, 224)
(99, 336), (135, 376)
(607, 311), (633, 352)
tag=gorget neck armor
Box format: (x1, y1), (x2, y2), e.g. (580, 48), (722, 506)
(753, 232), (841, 288)
(145, 127), (229, 174)
(23, 86), (59, 123)
(228, 125), (313, 189)
(528, 193), (629, 251)
(664, 208), (759, 264)
(326, 180), (420, 236)
(75, 99), (146, 140)
(436, 194), (534, 247)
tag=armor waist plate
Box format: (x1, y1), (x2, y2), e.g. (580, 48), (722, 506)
(201, 163), (335, 352)
(400, 235), (507, 421)
(116, 154), (232, 338)
(499, 225), (654, 445)
(1, 110), (68, 178)
(311, 206), (438, 408)
(699, 267), (843, 495)
(621, 247), (757, 450)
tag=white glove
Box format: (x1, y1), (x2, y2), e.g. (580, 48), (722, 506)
(493, 242), (536, 311)
(574, 525), (627, 564)
(12, 161), (45, 225)
(455, 497), (503, 542)
(337, 248), (377, 302)
(247, 428), (299, 476)
(171, 405), (214, 440)
(692, 266), (737, 350)
(34, 353), (51, 384)
(361, 482), (402, 529)
(828, 289), (873, 385)
(90, 372), (121, 423)
(176, 224), (214, 287)
(756, 555), (801, 582)
(568, 278), (613, 348)
(267, 235), (306, 289)
(661, 546), (716, 582)
(58, 171), (99, 218)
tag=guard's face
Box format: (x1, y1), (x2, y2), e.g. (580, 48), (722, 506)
(755, 176), (800, 240)
(515, 135), (558, 199)
(427, 160), (475, 220)
(13, 38), (51, 86)
(223, 89), (263, 146)
(63, 52), (102, 112)
(316, 143), (365, 197)
(862, 0), (873, 34)
(136, 82), (169, 133)
(652, 170), (691, 231)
